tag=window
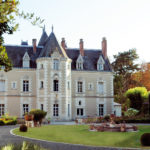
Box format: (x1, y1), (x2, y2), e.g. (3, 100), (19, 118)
(77, 62), (83, 70)
(53, 80), (59, 91)
(99, 104), (104, 116)
(78, 81), (83, 93)
(23, 104), (29, 115)
(23, 60), (30, 68)
(0, 104), (5, 116)
(79, 101), (81, 105)
(88, 83), (93, 90)
(77, 108), (84, 116)
(40, 81), (44, 89)
(23, 80), (29, 92)
(12, 82), (17, 89)
(67, 81), (70, 90)
(23, 52), (30, 68)
(0, 80), (5, 92)
(40, 64), (44, 69)
(98, 64), (104, 71)
(41, 104), (44, 111)
(98, 82), (104, 94)
(53, 59), (59, 70)
(68, 104), (70, 117)
(53, 104), (59, 116)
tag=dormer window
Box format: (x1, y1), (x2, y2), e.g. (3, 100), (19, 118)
(23, 52), (30, 68)
(53, 59), (59, 70)
(76, 54), (83, 70)
(97, 55), (104, 71)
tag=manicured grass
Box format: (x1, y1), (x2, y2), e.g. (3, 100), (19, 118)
(13, 125), (150, 148)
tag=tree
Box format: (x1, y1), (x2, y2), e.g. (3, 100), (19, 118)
(131, 63), (150, 90)
(111, 49), (139, 104)
(0, 0), (44, 71)
(125, 87), (148, 113)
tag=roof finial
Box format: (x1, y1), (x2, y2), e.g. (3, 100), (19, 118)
(52, 25), (54, 32)
(43, 25), (45, 32)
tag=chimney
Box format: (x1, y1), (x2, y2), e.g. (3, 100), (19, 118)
(32, 39), (37, 53)
(61, 38), (66, 51)
(102, 37), (107, 59)
(79, 39), (84, 56)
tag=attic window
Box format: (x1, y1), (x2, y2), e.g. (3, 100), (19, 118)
(77, 62), (83, 70)
(97, 56), (104, 71)
(98, 64), (104, 71)
(76, 54), (84, 70)
(23, 52), (30, 68)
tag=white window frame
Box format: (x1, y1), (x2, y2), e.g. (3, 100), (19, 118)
(23, 104), (29, 115)
(11, 81), (17, 89)
(40, 81), (44, 89)
(77, 108), (84, 116)
(23, 80), (29, 92)
(0, 80), (5, 92)
(77, 81), (83, 93)
(53, 59), (59, 70)
(53, 104), (59, 116)
(98, 104), (104, 116)
(53, 80), (59, 91)
(98, 82), (104, 94)
(41, 104), (44, 111)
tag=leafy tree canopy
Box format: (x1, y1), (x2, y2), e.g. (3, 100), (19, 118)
(112, 49), (140, 104)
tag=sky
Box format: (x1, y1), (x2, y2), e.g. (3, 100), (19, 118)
(3, 0), (150, 63)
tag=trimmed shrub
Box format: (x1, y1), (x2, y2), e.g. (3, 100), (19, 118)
(29, 109), (47, 122)
(140, 133), (150, 146)
(19, 124), (28, 132)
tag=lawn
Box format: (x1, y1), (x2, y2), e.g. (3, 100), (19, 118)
(13, 125), (150, 148)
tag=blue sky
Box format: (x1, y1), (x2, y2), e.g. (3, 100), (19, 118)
(3, 0), (150, 62)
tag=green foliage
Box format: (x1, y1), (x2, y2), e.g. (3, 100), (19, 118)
(112, 49), (139, 104)
(0, 141), (47, 150)
(0, 45), (12, 71)
(124, 108), (139, 117)
(29, 109), (47, 122)
(125, 87), (148, 112)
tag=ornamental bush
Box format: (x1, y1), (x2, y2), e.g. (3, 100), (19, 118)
(140, 133), (150, 146)
(19, 124), (28, 132)
(29, 109), (47, 122)
(124, 108), (139, 117)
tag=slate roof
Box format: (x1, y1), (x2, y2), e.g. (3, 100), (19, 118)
(4, 31), (112, 71)
(5, 45), (42, 68)
(66, 48), (112, 71)
(39, 32), (68, 58)
(38, 29), (48, 46)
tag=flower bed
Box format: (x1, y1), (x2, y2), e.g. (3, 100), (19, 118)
(89, 123), (138, 132)
(0, 114), (17, 126)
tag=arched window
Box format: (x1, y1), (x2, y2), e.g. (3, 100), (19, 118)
(53, 80), (59, 91)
